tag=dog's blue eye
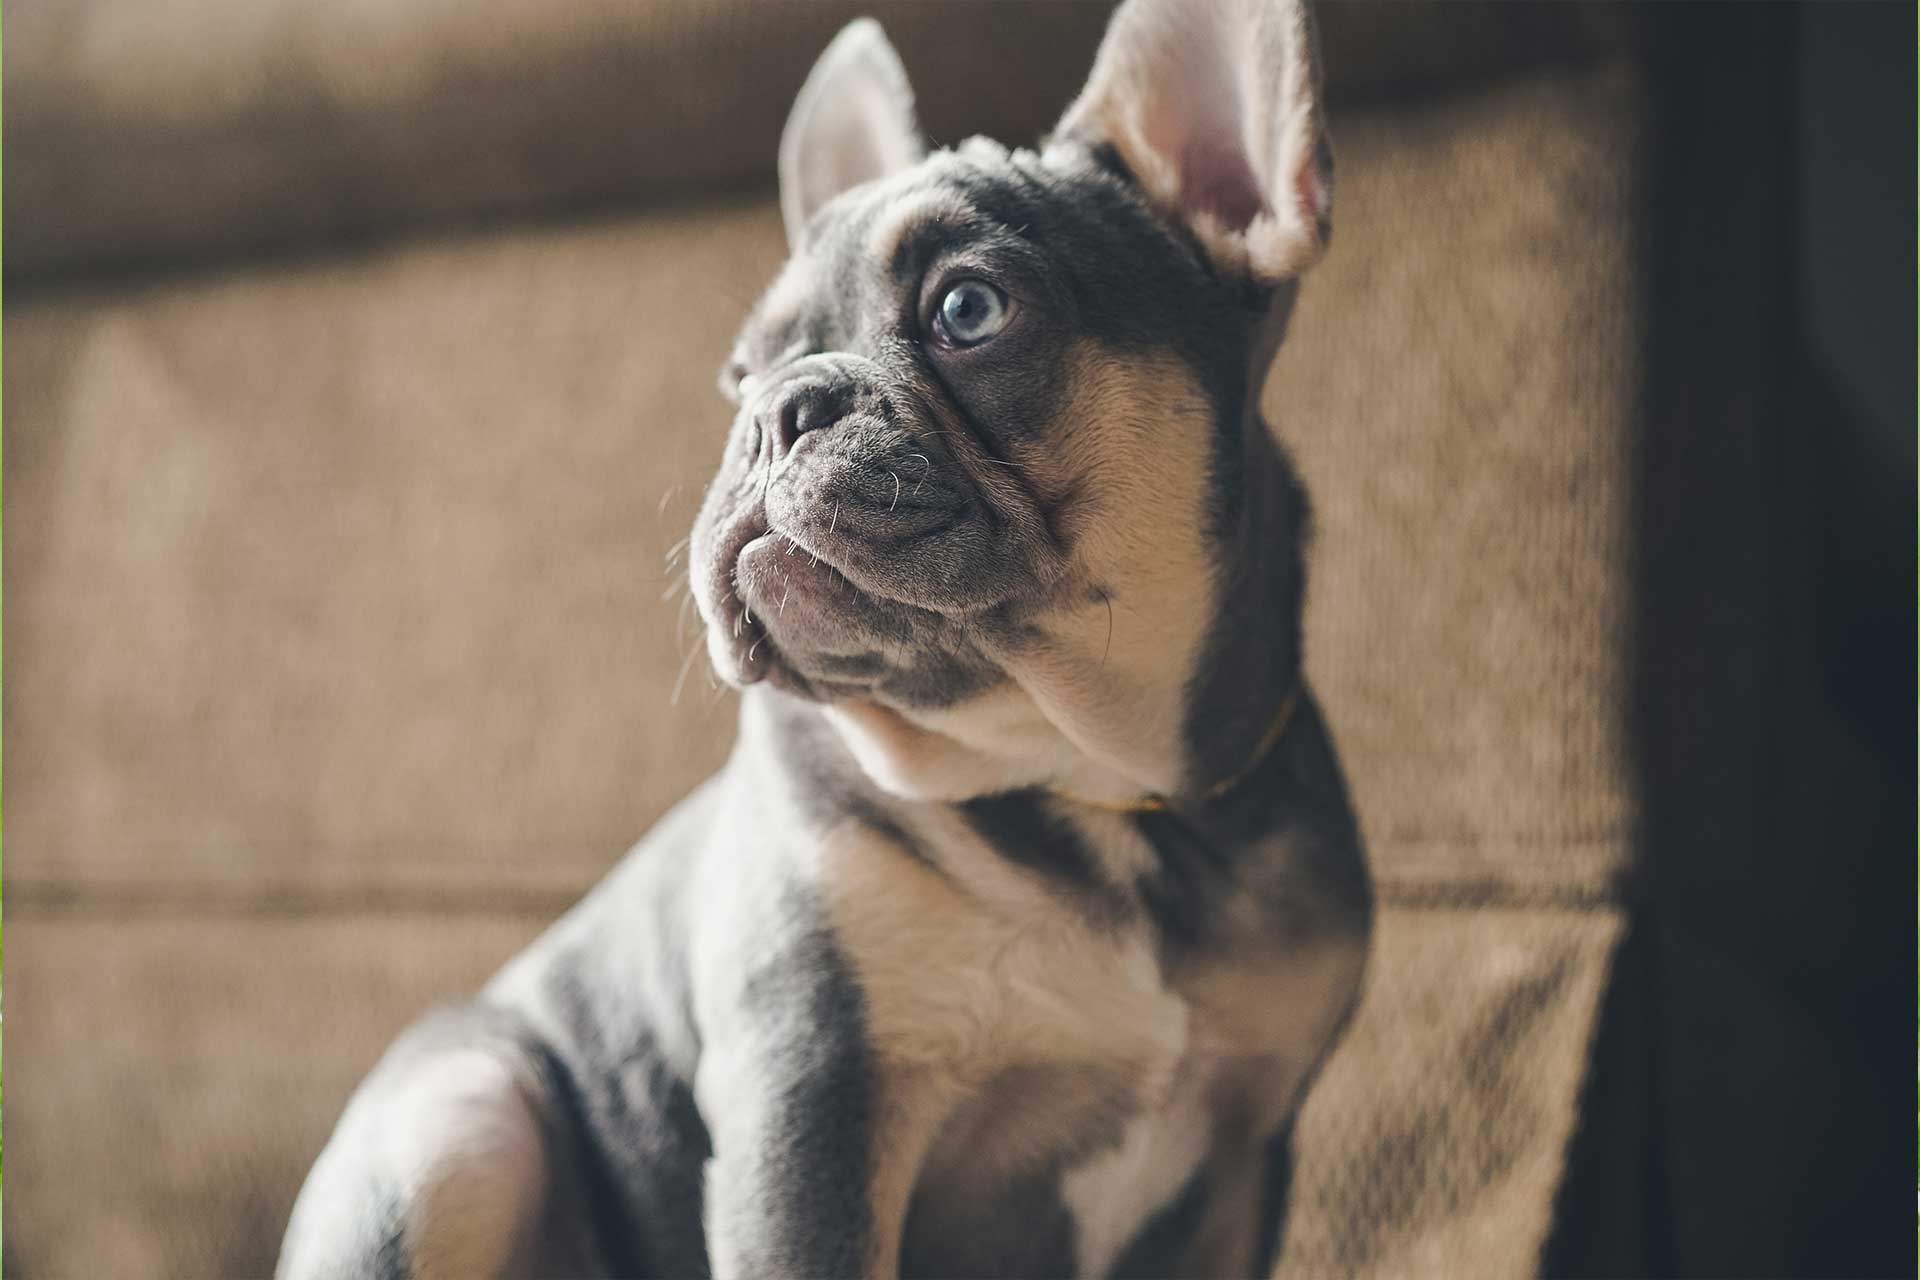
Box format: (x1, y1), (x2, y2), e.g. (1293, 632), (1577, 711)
(935, 280), (1010, 346)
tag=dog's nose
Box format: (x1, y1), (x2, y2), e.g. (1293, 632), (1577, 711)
(760, 380), (848, 457)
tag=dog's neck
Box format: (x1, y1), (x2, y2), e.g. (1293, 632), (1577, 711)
(787, 413), (1306, 810)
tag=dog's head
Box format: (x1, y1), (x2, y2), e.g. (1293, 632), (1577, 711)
(690, 0), (1333, 804)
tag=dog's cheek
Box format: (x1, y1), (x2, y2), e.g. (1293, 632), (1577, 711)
(991, 345), (1223, 790)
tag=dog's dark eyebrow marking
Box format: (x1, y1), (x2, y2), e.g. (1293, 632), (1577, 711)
(876, 163), (1052, 285)
(884, 200), (992, 282)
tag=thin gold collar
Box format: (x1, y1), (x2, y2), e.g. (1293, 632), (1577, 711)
(1047, 683), (1303, 814)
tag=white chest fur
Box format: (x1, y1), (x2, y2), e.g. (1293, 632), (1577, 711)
(815, 811), (1366, 1276)
(817, 822), (1191, 1087)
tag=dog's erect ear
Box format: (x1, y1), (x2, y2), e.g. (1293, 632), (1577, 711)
(1055, 0), (1332, 282)
(779, 19), (925, 252)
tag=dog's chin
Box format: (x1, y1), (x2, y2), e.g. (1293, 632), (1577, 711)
(695, 528), (901, 702)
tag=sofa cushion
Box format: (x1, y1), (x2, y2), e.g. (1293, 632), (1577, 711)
(4, 0), (1630, 279)
(8, 200), (778, 908)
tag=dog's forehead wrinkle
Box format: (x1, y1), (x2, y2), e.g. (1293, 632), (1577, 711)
(824, 159), (1063, 291)
(867, 187), (981, 271)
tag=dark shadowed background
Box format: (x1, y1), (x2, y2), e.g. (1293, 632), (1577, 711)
(3, 2), (1911, 1275)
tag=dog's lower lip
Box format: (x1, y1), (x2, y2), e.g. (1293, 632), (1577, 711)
(737, 530), (854, 599)
(724, 530), (861, 693)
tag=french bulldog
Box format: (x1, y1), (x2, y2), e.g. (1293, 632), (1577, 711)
(278, 0), (1371, 1275)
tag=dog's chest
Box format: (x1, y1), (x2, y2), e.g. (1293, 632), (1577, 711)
(818, 816), (1358, 1275)
(904, 1042), (1272, 1276)
(817, 818), (1190, 1079)
(819, 807), (1360, 1070)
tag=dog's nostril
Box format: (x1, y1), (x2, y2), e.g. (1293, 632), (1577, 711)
(775, 397), (803, 451)
(765, 386), (842, 453)
(790, 394), (839, 439)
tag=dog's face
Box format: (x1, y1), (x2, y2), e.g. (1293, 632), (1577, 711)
(690, 0), (1333, 800)
(699, 142), (1251, 706)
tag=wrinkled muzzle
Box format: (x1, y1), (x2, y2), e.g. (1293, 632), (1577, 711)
(688, 353), (1060, 701)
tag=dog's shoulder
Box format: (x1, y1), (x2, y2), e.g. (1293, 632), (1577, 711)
(488, 774), (723, 1063)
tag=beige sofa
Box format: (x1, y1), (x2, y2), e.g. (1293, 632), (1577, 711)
(9, 2), (1903, 1276)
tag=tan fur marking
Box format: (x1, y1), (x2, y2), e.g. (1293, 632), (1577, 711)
(990, 347), (1221, 797)
(400, 1052), (552, 1279)
(863, 1069), (967, 1279)
(818, 822), (1187, 1084)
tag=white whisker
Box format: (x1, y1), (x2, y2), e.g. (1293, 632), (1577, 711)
(913, 430), (1023, 468)
(670, 644), (703, 706)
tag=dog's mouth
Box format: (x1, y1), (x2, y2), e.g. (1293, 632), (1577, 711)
(716, 519), (867, 698)
(691, 479), (913, 697)
(697, 463), (1041, 703)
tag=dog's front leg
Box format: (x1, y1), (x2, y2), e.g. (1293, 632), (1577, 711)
(699, 1029), (953, 1280)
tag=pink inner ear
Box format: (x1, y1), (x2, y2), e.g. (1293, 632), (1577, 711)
(1178, 137), (1269, 233)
